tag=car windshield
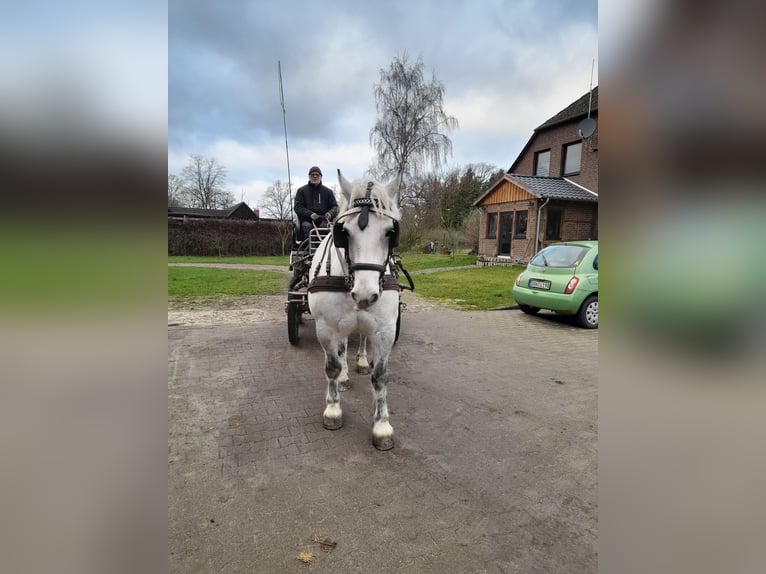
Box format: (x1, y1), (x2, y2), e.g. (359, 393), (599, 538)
(530, 245), (591, 268)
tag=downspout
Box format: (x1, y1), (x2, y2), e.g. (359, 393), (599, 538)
(475, 207), (482, 260)
(534, 197), (550, 255)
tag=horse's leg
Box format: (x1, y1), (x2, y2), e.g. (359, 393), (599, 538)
(369, 352), (394, 450)
(320, 334), (345, 430)
(355, 334), (370, 374)
(338, 337), (351, 392)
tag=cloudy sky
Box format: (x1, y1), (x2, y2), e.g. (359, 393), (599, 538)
(169, 0), (598, 209)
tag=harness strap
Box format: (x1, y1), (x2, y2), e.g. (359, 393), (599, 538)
(307, 276), (349, 293)
(395, 258), (415, 291)
(349, 262), (387, 274)
(309, 225), (349, 282)
(382, 274), (401, 291)
(308, 274), (400, 293)
(333, 243), (348, 277)
(324, 240), (332, 276)
(313, 233), (331, 279)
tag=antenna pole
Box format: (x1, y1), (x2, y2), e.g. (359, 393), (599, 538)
(587, 56), (595, 118)
(278, 61), (293, 212)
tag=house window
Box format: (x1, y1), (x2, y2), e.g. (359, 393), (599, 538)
(514, 210), (528, 239)
(534, 150), (550, 176)
(486, 212), (497, 238)
(545, 208), (562, 240)
(563, 141), (582, 175)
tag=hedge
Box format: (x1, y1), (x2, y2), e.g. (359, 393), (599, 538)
(168, 218), (284, 256)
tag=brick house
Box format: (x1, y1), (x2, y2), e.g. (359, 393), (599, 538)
(474, 87), (598, 264)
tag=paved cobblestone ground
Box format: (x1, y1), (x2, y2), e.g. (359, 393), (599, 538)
(168, 303), (597, 573)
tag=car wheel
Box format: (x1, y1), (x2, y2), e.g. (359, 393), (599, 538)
(518, 304), (540, 315)
(577, 295), (598, 329)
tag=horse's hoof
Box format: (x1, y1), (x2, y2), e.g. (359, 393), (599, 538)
(356, 365), (370, 375)
(323, 417), (343, 430)
(339, 380), (351, 392)
(373, 436), (394, 450)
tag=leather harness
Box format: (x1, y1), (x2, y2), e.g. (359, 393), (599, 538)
(307, 274), (402, 294)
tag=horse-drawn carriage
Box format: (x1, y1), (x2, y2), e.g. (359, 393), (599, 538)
(283, 171), (414, 450)
(285, 224), (331, 345)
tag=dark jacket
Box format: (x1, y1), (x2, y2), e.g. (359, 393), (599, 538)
(294, 181), (339, 223)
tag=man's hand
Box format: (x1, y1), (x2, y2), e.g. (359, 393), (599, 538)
(324, 213), (333, 222)
(310, 213), (320, 221)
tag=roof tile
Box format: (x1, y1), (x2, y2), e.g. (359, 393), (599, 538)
(507, 174), (597, 202)
(536, 86), (598, 131)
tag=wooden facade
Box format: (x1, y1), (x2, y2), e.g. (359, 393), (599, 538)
(478, 178), (532, 205)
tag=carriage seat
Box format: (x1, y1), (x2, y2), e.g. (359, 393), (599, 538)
(307, 226), (330, 257)
(290, 223), (330, 261)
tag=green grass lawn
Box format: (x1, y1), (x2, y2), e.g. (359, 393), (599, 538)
(398, 251), (476, 271)
(412, 266), (523, 310)
(167, 252), (521, 311)
(168, 267), (286, 298)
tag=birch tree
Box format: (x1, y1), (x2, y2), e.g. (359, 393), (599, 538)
(370, 53), (458, 187)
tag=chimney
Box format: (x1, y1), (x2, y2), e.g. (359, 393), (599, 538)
(253, 208), (260, 219)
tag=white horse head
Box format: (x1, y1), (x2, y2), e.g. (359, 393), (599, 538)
(334, 170), (401, 310)
(336, 170), (401, 216)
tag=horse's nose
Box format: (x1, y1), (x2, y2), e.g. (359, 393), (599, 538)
(351, 291), (379, 309)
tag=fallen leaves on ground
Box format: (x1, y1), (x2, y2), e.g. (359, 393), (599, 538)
(297, 550), (314, 564)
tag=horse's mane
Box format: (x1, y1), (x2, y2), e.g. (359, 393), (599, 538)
(338, 178), (401, 220)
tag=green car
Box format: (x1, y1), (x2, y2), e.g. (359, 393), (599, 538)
(512, 240), (599, 329)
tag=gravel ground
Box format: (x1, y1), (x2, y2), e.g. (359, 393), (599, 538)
(167, 291), (447, 327)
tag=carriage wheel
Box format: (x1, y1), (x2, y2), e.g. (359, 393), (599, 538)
(287, 301), (301, 345)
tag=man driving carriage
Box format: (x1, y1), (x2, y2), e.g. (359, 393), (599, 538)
(294, 166), (338, 241)
(289, 166), (339, 289)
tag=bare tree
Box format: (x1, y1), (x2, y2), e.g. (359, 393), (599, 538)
(259, 180), (292, 220)
(179, 154), (233, 209)
(259, 180), (294, 255)
(168, 173), (184, 207)
(370, 53), (458, 184)
(468, 163), (505, 191)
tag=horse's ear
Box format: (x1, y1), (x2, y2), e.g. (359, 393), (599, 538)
(385, 173), (402, 207)
(337, 169), (353, 202)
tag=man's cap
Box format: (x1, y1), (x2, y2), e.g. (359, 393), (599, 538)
(308, 166), (322, 176)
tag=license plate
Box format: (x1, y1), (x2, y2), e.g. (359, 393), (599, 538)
(528, 279), (551, 290)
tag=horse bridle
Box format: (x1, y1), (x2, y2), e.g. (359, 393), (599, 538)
(332, 181), (400, 289)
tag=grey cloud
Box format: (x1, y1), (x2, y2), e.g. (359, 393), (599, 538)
(169, 0), (597, 177)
